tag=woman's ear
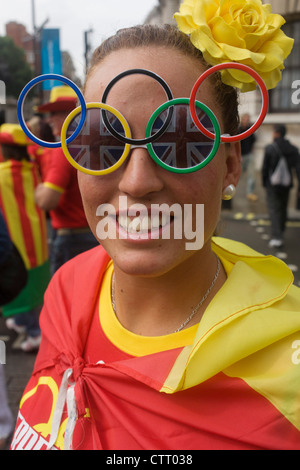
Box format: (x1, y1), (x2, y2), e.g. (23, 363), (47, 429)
(222, 141), (241, 191)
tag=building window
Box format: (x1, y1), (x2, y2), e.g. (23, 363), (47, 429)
(269, 19), (300, 113)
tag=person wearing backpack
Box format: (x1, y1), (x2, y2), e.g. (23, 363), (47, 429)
(262, 124), (300, 248)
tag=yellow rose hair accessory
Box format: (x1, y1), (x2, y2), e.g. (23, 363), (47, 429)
(174, 0), (294, 92)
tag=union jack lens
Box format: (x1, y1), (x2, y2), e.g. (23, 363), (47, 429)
(66, 108), (127, 172)
(64, 97), (220, 175)
(149, 103), (215, 170)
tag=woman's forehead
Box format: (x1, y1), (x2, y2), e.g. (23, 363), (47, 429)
(84, 47), (224, 135)
(84, 46), (211, 100)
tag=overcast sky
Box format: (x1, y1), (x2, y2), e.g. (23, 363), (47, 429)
(1, 0), (159, 79)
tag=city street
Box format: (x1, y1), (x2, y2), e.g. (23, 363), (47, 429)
(221, 170), (300, 288)
(1, 172), (300, 449)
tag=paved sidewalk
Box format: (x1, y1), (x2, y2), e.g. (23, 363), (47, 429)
(223, 169), (300, 222)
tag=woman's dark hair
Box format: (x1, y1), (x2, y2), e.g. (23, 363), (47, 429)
(1, 144), (30, 161)
(86, 24), (240, 136)
(39, 121), (55, 142)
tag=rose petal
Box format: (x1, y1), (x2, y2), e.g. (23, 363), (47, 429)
(174, 13), (197, 34)
(255, 43), (287, 72)
(266, 29), (294, 60)
(221, 43), (265, 63)
(261, 67), (283, 90)
(194, 0), (219, 24)
(244, 26), (269, 50)
(210, 16), (245, 48)
(221, 69), (257, 91)
(191, 29), (224, 58)
(226, 67), (257, 83)
(267, 12), (286, 30)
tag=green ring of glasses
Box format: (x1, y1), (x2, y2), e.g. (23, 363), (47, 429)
(145, 98), (221, 174)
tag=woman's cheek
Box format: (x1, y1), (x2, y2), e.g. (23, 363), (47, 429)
(187, 162), (223, 204)
(77, 173), (106, 231)
(192, 164), (224, 235)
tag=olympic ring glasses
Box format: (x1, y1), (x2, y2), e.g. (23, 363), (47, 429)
(17, 63), (269, 175)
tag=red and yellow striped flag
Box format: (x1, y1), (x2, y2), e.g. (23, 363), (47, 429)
(0, 159), (49, 270)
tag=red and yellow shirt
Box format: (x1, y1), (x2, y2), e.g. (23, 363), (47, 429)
(43, 148), (88, 229)
(28, 144), (52, 182)
(0, 159), (48, 269)
(0, 159), (50, 315)
(11, 238), (300, 450)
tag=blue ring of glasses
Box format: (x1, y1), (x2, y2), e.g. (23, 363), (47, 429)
(17, 74), (87, 148)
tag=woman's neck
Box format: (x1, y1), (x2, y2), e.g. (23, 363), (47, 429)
(111, 246), (226, 337)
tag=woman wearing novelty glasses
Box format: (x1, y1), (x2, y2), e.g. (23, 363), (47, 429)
(12, 11), (300, 451)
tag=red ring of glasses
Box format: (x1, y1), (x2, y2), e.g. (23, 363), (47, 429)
(189, 62), (269, 143)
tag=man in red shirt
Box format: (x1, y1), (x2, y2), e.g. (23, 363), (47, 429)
(35, 86), (97, 274)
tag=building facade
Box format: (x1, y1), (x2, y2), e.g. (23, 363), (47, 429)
(2, 22), (80, 123)
(145, 0), (300, 166)
(5, 22), (35, 71)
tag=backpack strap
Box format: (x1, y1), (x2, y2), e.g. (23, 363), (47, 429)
(272, 142), (284, 159)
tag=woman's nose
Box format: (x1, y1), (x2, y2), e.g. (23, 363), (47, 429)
(118, 146), (164, 198)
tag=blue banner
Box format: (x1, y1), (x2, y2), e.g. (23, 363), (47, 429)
(41, 29), (62, 90)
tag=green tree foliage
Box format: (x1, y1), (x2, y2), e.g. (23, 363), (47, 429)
(0, 36), (32, 98)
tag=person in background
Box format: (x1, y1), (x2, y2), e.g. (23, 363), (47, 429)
(238, 113), (257, 202)
(27, 115), (55, 181)
(34, 86), (98, 275)
(262, 124), (300, 248)
(0, 124), (50, 352)
(0, 209), (28, 306)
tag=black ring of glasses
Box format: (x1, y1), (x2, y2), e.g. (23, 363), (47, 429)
(101, 69), (174, 146)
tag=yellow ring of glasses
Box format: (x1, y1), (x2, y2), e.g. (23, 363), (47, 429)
(61, 102), (132, 176)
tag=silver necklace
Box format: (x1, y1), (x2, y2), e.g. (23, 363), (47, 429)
(111, 257), (221, 334)
(174, 258), (221, 332)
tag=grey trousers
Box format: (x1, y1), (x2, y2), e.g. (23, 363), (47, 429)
(0, 365), (13, 440)
(266, 185), (290, 240)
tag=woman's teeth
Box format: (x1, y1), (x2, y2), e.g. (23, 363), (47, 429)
(118, 214), (169, 233)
